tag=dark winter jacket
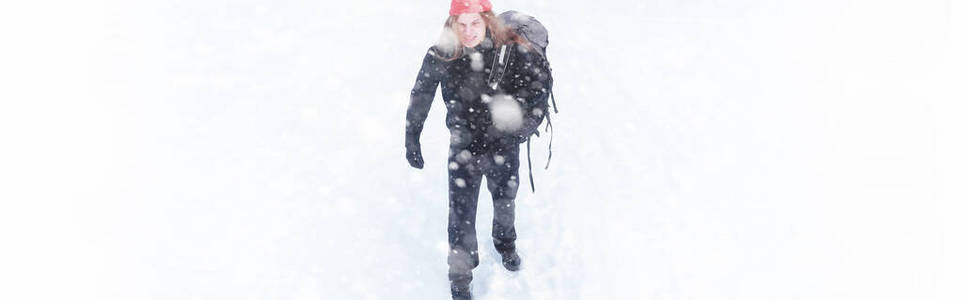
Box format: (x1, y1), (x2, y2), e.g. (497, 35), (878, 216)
(405, 33), (553, 155)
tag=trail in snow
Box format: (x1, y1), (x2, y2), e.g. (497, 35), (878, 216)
(4, 0), (961, 300)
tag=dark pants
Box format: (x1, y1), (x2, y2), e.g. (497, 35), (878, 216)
(446, 139), (520, 284)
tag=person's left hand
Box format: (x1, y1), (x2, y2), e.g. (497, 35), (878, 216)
(406, 146), (424, 169)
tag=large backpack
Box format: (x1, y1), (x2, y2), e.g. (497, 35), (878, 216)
(489, 11), (558, 193)
(495, 11), (556, 112)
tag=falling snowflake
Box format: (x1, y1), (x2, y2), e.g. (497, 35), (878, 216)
(456, 150), (472, 163)
(469, 52), (484, 71)
(488, 94), (523, 132)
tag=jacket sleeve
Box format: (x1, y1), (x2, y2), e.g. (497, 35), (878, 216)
(405, 47), (446, 149)
(509, 45), (553, 140)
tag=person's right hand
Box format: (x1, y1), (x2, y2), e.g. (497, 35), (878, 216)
(406, 147), (424, 169)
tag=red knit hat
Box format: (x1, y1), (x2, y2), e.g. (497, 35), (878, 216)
(449, 0), (493, 16)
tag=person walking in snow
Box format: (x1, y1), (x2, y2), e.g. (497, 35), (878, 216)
(404, 0), (552, 299)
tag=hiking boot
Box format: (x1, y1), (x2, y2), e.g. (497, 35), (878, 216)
(501, 250), (522, 271)
(450, 279), (472, 300)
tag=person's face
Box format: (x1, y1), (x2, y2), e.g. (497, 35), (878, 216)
(455, 13), (486, 48)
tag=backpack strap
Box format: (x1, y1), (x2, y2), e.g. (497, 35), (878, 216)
(550, 90), (559, 113)
(526, 139), (535, 193)
(487, 44), (513, 90)
(544, 109), (553, 170)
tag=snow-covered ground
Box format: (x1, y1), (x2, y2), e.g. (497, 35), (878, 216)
(2, 0), (962, 299)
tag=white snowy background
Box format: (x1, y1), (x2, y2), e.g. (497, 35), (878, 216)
(2, 0), (962, 299)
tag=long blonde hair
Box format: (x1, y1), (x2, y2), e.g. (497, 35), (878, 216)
(435, 11), (533, 61)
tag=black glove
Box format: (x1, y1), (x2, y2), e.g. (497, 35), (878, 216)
(406, 145), (424, 169)
(405, 133), (424, 169)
